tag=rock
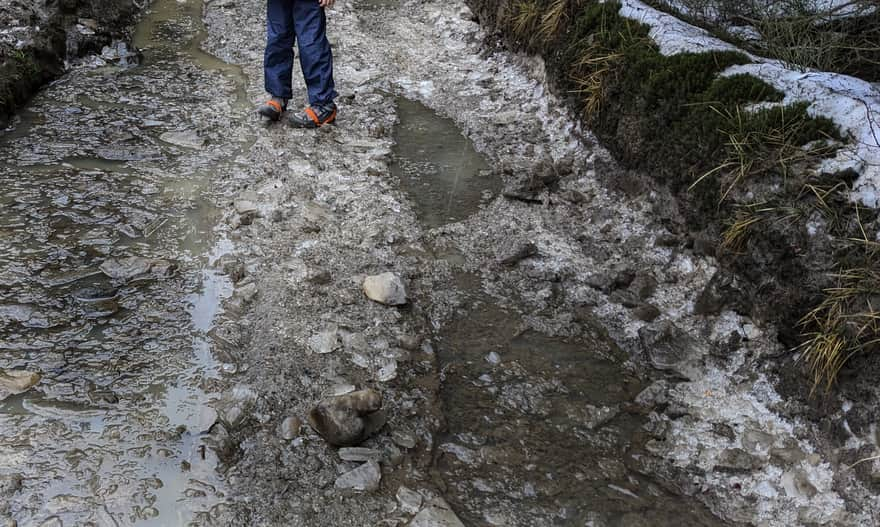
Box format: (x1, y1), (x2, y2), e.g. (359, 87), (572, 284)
(38, 517), (62, 527)
(634, 381), (669, 408)
(308, 327), (340, 354)
(215, 386), (257, 430)
(233, 199), (259, 226)
(306, 269), (332, 284)
(334, 460), (381, 492)
(99, 256), (175, 281)
(0, 473), (22, 497)
(486, 352), (501, 365)
(409, 497), (465, 527)
(715, 448), (763, 472)
(632, 304), (661, 322)
(397, 334), (421, 351)
(363, 273), (407, 305)
(497, 242), (538, 266)
(376, 358), (397, 382)
(0, 369), (41, 400)
(338, 447), (381, 462)
(71, 286), (118, 302)
(392, 430), (417, 449)
(308, 389), (385, 447)
(159, 130), (205, 149)
(280, 416), (302, 440)
(0, 304), (49, 328)
(396, 486), (423, 515)
(629, 273), (658, 300)
(694, 271), (742, 316)
(610, 289), (640, 308)
(638, 320), (705, 379)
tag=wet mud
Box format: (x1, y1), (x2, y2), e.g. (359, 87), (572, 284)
(0, 0), (250, 523)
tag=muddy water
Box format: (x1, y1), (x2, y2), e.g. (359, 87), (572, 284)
(434, 296), (726, 526)
(392, 97), (500, 229)
(0, 0), (250, 524)
(390, 101), (725, 524)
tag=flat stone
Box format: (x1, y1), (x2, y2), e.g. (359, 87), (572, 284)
(409, 497), (465, 527)
(376, 358), (397, 382)
(233, 199), (258, 215)
(363, 273), (407, 305)
(99, 256), (175, 281)
(497, 242), (538, 266)
(632, 303), (661, 322)
(308, 328), (340, 354)
(338, 447), (381, 462)
(0, 369), (41, 401)
(159, 130), (205, 149)
(334, 460), (381, 492)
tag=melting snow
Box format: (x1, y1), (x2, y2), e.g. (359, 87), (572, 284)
(613, 0), (880, 207)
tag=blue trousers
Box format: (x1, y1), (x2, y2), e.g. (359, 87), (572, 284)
(264, 0), (337, 106)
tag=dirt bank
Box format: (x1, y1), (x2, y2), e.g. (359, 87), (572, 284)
(0, 0), (138, 124)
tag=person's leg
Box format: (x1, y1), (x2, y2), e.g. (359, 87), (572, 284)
(263, 0), (296, 100)
(291, 0), (337, 107)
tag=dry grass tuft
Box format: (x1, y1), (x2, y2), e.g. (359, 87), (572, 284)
(510, 0), (541, 41)
(691, 103), (839, 203)
(570, 45), (623, 118)
(537, 0), (570, 44)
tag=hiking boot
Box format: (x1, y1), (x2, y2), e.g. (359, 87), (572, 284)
(288, 102), (337, 128)
(257, 97), (287, 121)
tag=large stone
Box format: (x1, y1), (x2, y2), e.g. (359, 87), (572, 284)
(363, 273), (407, 305)
(334, 460), (381, 492)
(308, 389), (385, 447)
(0, 369), (41, 401)
(409, 498), (465, 527)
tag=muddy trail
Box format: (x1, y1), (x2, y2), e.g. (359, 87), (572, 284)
(2, 0), (876, 525)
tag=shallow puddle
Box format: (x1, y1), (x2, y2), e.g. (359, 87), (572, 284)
(392, 97), (501, 229)
(0, 0), (248, 523)
(434, 287), (727, 526)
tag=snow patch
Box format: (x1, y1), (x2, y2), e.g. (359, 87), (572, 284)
(614, 0), (880, 208)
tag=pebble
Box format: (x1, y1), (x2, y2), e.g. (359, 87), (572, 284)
(0, 369), (41, 401)
(280, 416), (302, 440)
(334, 460), (381, 492)
(308, 389), (385, 447)
(363, 272), (407, 305)
(486, 352), (501, 365)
